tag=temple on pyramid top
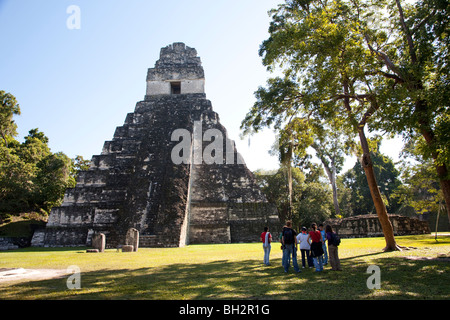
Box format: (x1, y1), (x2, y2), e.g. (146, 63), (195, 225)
(146, 42), (205, 96)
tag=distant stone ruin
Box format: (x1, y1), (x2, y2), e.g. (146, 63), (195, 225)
(91, 233), (105, 252)
(32, 42), (280, 248)
(125, 228), (139, 252)
(324, 214), (431, 238)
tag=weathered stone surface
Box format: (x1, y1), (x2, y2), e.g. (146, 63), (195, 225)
(32, 42), (281, 248)
(122, 245), (134, 252)
(30, 230), (45, 247)
(125, 228), (139, 252)
(147, 43), (204, 96)
(91, 233), (105, 252)
(0, 238), (19, 251)
(324, 214), (431, 238)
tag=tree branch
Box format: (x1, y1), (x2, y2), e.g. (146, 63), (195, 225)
(378, 71), (405, 83)
(332, 93), (373, 101)
(365, 39), (403, 77)
(395, 0), (417, 64)
(359, 96), (381, 127)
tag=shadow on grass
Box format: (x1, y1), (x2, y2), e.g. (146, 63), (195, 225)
(340, 251), (386, 261)
(1, 254), (448, 300)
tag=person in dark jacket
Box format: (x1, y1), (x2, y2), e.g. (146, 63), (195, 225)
(326, 225), (342, 271)
(307, 223), (324, 272)
(281, 221), (300, 273)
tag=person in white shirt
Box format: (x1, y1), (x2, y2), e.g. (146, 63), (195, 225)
(296, 227), (313, 268)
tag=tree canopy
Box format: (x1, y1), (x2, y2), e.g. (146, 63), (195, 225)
(254, 165), (333, 229)
(0, 91), (87, 218)
(242, 0), (449, 250)
(341, 139), (402, 215)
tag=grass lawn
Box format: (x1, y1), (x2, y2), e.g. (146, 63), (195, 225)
(0, 234), (449, 300)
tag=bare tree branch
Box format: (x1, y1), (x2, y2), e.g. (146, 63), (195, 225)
(395, 0), (417, 64)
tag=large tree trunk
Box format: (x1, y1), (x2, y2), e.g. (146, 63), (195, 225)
(425, 142), (450, 223)
(288, 160), (293, 221)
(416, 100), (450, 223)
(321, 157), (341, 216)
(394, 0), (450, 223)
(285, 138), (294, 221)
(439, 177), (450, 224)
(341, 76), (399, 251)
(358, 126), (400, 251)
(330, 169), (341, 217)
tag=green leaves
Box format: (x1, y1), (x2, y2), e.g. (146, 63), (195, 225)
(340, 140), (402, 215)
(243, 0), (449, 222)
(254, 165), (332, 226)
(0, 90), (21, 146)
(0, 91), (84, 216)
(241, 76), (303, 134)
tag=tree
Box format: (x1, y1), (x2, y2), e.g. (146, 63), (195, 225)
(33, 152), (74, 213)
(297, 163), (334, 227)
(0, 90), (21, 147)
(72, 155), (90, 175)
(341, 138), (402, 215)
(0, 91), (79, 217)
(254, 165), (333, 228)
(242, 0), (402, 250)
(254, 167), (305, 224)
(0, 145), (35, 213)
(355, 0), (450, 222)
(276, 117), (313, 220)
(0, 129), (75, 216)
(310, 119), (354, 216)
(275, 117), (352, 217)
(393, 135), (445, 224)
(19, 128), (51, 164)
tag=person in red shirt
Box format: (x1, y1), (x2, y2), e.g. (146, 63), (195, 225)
(261, 226), (272, 266)
(307, 223), (324, 272)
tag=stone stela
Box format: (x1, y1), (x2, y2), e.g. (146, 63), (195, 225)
(32, 42), (281, 248)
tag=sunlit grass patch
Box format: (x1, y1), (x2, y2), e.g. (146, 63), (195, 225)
(0, 234), (448, 300)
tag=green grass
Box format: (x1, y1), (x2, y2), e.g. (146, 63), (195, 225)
(0, 234), (449, 300)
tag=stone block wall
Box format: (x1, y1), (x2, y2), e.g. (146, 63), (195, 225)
(0, 237), (19, 250)
(324, 214), (431, 238)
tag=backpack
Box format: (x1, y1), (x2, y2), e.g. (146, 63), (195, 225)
(283, 228), (295, 244)
(263, 232), (271, 248)
(330, 233), (341, 246)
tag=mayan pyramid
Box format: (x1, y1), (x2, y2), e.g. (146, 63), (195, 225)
(32, 42), (280, 248)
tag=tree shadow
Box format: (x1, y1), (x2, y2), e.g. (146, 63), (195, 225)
(364, 255), (450, 299)
(341, 251), (385, 261)
(1, 254), (448, 300)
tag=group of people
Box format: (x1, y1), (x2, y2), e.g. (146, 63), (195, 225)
(260, 221), (342, 272)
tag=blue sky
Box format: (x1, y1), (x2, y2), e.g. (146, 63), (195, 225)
(0, 0), (401, 172)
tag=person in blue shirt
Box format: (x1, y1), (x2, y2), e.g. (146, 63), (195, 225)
(318, 224), (328, 265)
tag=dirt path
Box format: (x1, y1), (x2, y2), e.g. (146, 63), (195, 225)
(0, 268), (69, 283)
